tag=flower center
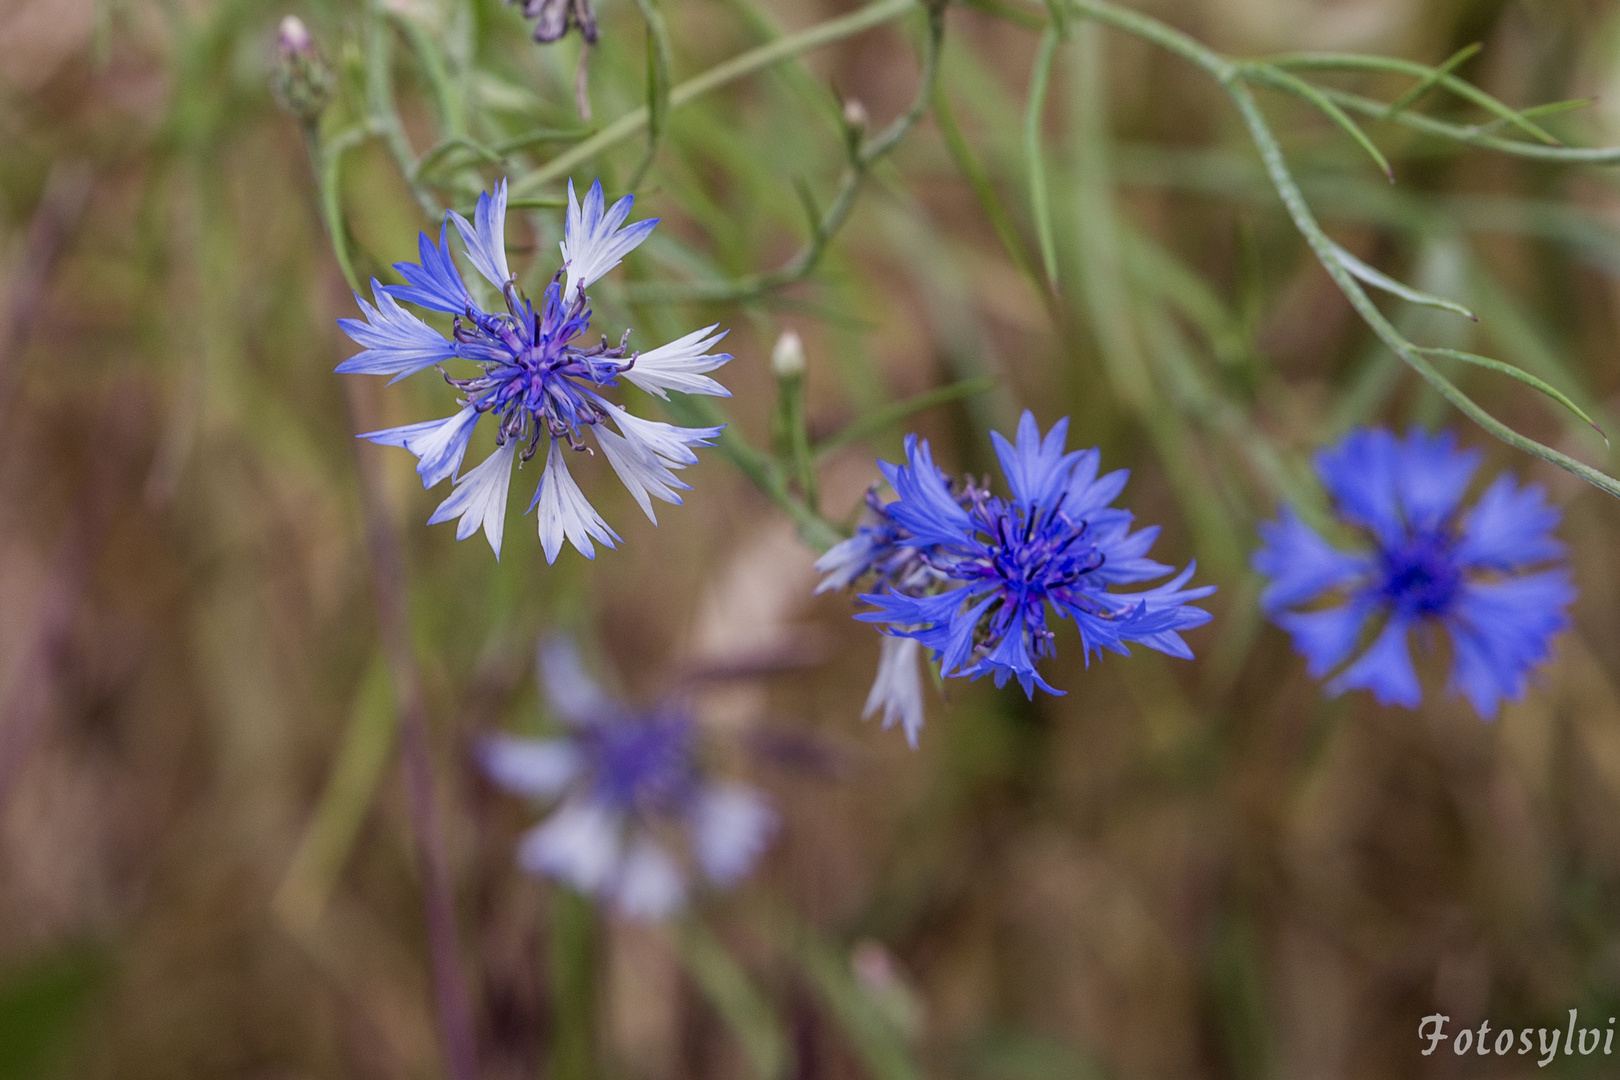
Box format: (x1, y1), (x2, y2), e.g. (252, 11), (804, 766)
(978, 499), (1104, 598)
(585, 713), (697, 815)
(1378, 530), (1462, 618)
(445, 280), (633, 459)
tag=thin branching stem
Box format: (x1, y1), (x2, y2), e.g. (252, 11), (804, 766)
(629, 2), (946, 303)
(1046, 0), (1620, 499)
(509, 0), (919, 196)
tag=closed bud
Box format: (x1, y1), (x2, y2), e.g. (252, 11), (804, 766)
(771, 329), (807, 379)
(842, 98), (869, 135)
(273, 15), (334, 126)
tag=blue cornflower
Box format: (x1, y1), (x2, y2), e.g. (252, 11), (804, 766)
(479, 639), (777, 920)
(338, 178), (733, 562)
(1252, 426), (1575, 719)
(837, 411), (1215, 702)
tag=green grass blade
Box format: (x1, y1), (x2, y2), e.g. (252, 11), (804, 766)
(1416, 346), (1607, 445)
(273, 650), (396, 932)
(1024, 27), (1062, 287)
(796, 934), (921, 1080)
(1246, 63), (1393, 181)
(673, 920), (791, 1080)
(933, 86), (1047, 303)
(629, 0), (675, 188)
(1329, 242), (1475, 319)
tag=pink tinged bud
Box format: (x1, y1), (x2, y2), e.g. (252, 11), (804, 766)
(278, 14), (312, 55)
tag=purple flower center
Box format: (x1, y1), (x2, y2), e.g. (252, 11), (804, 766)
(1377, 529), (1462, 618)
(581, 712), (697, 815)
(948, 495), (1109, 656)
(967, 496), (1105, 600)
(446, 279), (635, 460)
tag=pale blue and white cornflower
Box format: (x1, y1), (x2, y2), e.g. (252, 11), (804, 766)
(337, 178), (732, 562)
(1253, 426), (1575, 719)
(820, 411), (1214, 726)
(479, 639), (777, 920)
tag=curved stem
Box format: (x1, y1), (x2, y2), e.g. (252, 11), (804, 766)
(1226, 80), (1620, 499)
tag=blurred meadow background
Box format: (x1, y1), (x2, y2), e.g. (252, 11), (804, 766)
(9, 0), (1620, 1076)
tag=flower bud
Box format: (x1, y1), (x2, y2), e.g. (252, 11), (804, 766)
(771, 329), (807, 379)
(842, 98), (870, 136)
(273, 15), (334, 126)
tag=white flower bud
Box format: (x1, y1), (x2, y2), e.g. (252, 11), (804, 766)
(771, 329), (807, 378)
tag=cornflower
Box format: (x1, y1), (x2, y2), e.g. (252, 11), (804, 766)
(479, 639), (777, 920)
(337, 178), (732, 562)
(1253, 426), (1574, 718)
(822, 412), (1215, 719)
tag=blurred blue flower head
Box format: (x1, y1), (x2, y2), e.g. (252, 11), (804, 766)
(1252, 426), (1575, 719)
(835, 412), (1214, 704)
(479, 639), (776, 920)
(337, 178), (732, 563)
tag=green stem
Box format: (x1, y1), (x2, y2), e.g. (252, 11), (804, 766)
(509, 0), (918, 197)
(628, 2), (945, 304)
(1227, 80), (1620, 499)
(365, 1), (440, 218)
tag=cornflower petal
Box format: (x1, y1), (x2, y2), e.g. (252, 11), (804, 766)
(1327, 617), (1421, 707)
(384, 221), (475, 315)
(1067, 464), (1131, 520)
(592, 397), (723, 466)
(477, 734), (581, 798)
(1396, 427), (1480, 531)
(1315, 427), (1404, 548)
(531, 439), (621, 563)
(1275, 601), (1373, 678)
(613, 839), (686, 919)
(618, 325), (734, 400)
(336, 281), (459, 383)
(1445, 569), (1575, 718)
(815, 532), (884, 595)
(863, 635), (927, 747)
(561, 178), (658, 302)
(691, 785), (777, 885)
(1252, 507), (1371, 614)
(517, 798), (623, 893)
(537, 637), (618, 726)
(594, 426), (689, 524)
(992, 411), (1080, 511)
(449, 178), (513, 290)
(428, 438), (516, 558)
(881, 436), (975, 549)
(360, 404), (480, 489)
(1453, 474), (1565, 571)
